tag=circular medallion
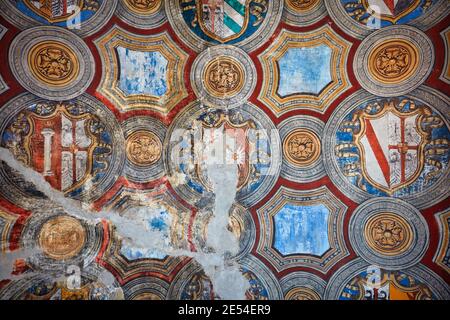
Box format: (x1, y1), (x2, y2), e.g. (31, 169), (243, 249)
(191, 45), (256, 109)
(123, 0), (162, 14)
(354, 26), (433, 97)
(286, 0), (320, 11)
(122, 117), (166, 183)
(18, 208), (105, 273)
(278, 116), (325, 183)
(283, 129), (321, 166)
(349, 198), (429, 270)
(28, 41), (80, 87)
(368, 39), (419, 84)
(9, 27), (95, 100)
(280, 272), (326, 300)
(122, 277), (169, 300)
(283, 0), (327, 27)
(39, 216), (86, 260)
(364, 213), (413, 256)
(126, 131), (162, 166)
(203, 57), (245, 98)
(117, 0), (166, 28)
(285, 287), (321, 300)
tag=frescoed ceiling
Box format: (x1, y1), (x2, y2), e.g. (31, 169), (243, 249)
(0, 0), (449, 300)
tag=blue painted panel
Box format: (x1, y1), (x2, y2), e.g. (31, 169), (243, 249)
(273, 203), (330, 256)
(277, 45), (332, 97)
(117, 47), (168, 97)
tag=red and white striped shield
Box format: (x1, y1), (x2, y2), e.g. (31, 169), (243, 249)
(355, 105), (428, 194)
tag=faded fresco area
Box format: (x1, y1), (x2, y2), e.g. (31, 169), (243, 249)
(0, 0), (449, 300)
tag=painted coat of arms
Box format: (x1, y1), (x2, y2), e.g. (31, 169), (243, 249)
(343, 0), (433, 25)
(181, 0), (268, 43)
(362, 0), (422, 23)
(23, 106), (97, 192)
(335, 98), (450, 196)
(171, 108), (276, 200)
(196, 113), (256, 191)
(354, 103), (428, 194)
(3, 102), (112, 195)
(23, 0), (84, 22)
(198, 0), (250, 41)
(341, 269), (434, 300)
(19, 0), (101, 24)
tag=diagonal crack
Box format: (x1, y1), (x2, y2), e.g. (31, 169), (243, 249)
(0, 146), (248, 299)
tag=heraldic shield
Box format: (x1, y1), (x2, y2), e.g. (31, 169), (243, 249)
(198, 0), (251, 42)
(196, 114), (256, 191)
(23, 106), (97, 193)
(362, 0), (422, 24)
(23, 0), (83, 23)
(354, 103), (429, 195)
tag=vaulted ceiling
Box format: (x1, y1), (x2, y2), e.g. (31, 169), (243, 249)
(0, 0), (449, 300)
